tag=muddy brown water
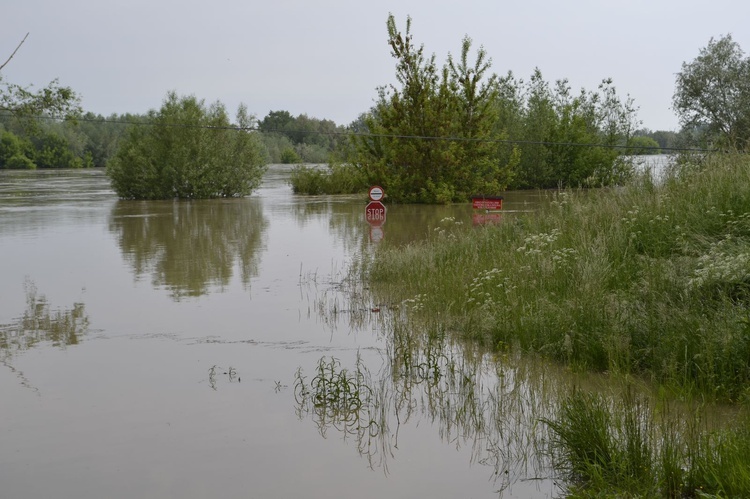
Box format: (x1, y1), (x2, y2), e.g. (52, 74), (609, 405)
(0, 166), (559, 498)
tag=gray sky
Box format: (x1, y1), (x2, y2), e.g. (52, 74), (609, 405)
(3, 0), (749, 131)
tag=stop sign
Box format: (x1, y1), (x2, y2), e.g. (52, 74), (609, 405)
(365, 200), (386, 226)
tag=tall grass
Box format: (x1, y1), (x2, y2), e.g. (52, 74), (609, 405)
(362, 153), (750, 400)
(543, 387), (750, 497)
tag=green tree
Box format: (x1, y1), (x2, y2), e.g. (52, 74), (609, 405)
(1, 33), (80, 128)
(77, 112), (137, 167)
(0, 129), (35, 169)
(258, 110), (342, 163)
(640, 129), (679, 150)
(279, 147), (301, 164)
(673, 34), (750, 151)
(492, 72), (524, 185)
(107, 92), (266, 199)
(626, 136), (661, 155)
(355, 14), (514, 203)
(516, 69), (556, 188)
(32, 131), (88, 168)
(510, 72), (636, 189)
(258, 110), (294, 134)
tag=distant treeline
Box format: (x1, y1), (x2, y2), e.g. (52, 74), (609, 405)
(0, 107), (692, 185)
(257, 110), (348, 164)
(0, 110), (349, 170)
(0, 112), (136, 169)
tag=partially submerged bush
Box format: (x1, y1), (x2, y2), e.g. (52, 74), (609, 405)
(289, 163), (368, 195)
(107, 92), (266, 199)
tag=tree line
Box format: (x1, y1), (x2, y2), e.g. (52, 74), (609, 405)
(2, 23), (748, 200)
(0, 109), (346, 170)
(341, 16), (749, 202)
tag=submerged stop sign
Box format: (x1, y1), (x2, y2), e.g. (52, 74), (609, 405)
(365, 200), (386, 226)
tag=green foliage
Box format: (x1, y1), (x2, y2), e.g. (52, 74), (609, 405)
(0, 111), (121, 169)
(361, 153), (750, 400)
(4, 153), (35, 169)
(0, 129), (34, 168)
(0, 77), (80, 131)
(673, 34), (750, 151)
(292, 142), (330, 164)
(0, 124), (94, 169)
(106, 92), (266, 199)
(294, 354), (379, 441)
(353, 14), (515, 204)
(635, 128), (683, 151)
(258, 110), (294, 134)
(1, 34), (80, 128)
(498, 71), (638, 188)
(257, 132), (294, 163)
(627, 135), (661, 155)
(543, 390), (622, 488)
(350, 15), (639, 201)
(289, 163), (368, 195)
(258, 110), (344, 163)
(31, 130), (92, 168)
(543, 388), (750, 497)
(279, 147), (302, 164)
(76, 112), (139, 167)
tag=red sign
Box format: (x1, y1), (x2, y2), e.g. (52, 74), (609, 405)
(473, 212), (503, 225)
(365, 201), (387, 226)
(472, 196), (503, 211)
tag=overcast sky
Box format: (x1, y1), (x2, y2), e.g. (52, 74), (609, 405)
(2, 0), (749, 132)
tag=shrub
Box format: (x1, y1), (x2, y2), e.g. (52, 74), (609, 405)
(289, 163), (368, 195)
(107, 92), (265, 199)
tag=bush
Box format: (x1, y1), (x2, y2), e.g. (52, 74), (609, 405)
(107, 92), (265, 199)
(289, 163), (368, 195)
(5, 154), (36, 169)
(280, 147), (302, 164)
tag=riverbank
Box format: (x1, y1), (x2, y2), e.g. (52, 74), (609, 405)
(359, 153), (750, 496)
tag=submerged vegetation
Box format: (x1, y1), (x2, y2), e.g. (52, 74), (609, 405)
(544, 388), (750, 497)
(107, 92), (266, 199)
(362, 153), (750, 400)
(288, 162), (368, 195)
(353, 152), (750, 495)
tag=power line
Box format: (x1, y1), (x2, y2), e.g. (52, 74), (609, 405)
(0, 110), (717, 154)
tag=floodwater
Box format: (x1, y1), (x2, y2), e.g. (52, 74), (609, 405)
(0, 166), (559, 499)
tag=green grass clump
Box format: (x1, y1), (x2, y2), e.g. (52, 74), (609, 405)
(289, 163), (368, 195)
(543, 388), (750, 497)
(293, 355), (378, 438)
(363, 153), (750, 400)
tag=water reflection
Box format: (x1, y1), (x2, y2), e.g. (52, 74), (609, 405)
(278, 181), (546, 252)
(294, 324), (559, 493)
(288, 196), (370, 255)
(0, 279), (89, 357)
(361, 190), (543, 248)
(109, 198), (267, 299)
